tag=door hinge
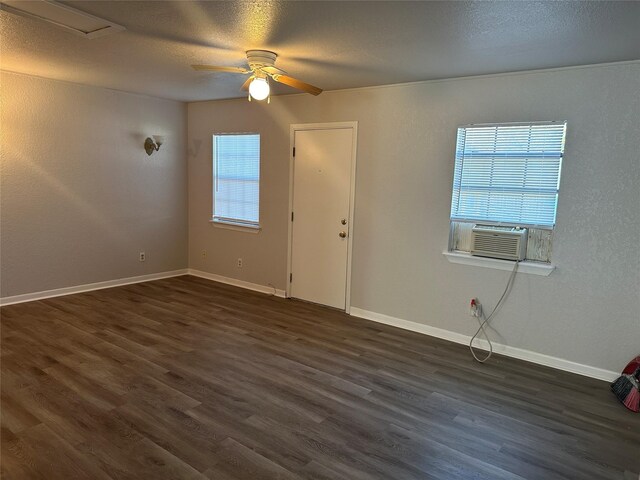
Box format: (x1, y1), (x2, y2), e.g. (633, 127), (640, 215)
(290, 273), (293, 282)
(291, 211), (294, 222)
(292, 147), (296, 157)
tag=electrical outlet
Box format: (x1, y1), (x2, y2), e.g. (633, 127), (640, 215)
(237, 258), (243, 268)
(139, 251), (146, 262)
(201, 250), (207, 258)
(469, 298), (481, 317)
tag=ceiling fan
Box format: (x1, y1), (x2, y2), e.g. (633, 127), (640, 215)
(192, 50), (322, 102)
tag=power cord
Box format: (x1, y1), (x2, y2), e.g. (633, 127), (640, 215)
(469, 260), (520, 363)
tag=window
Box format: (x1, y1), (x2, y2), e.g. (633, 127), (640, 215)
(450, 121), (566, 228)
(448, 122), (566, 264)
(212, 133), (260, 228)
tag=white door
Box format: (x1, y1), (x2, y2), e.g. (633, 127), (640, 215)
(289, 126), (356, 310)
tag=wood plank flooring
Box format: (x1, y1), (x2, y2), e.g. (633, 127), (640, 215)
(1, 275), (638, 479)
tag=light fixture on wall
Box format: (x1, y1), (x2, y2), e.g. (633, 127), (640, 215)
(144, 135), (164, 155)
(248, 75), (270, 103)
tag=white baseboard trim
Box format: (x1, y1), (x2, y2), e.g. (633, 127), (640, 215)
(349, 307), (619, 382)
(0, 269), (190, 307)
(1, 270), (615, 381)
(187, 269), (286, 298)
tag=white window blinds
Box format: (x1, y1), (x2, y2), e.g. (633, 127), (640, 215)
(213, 133), (260, 226)
(450, 122), (566, 228)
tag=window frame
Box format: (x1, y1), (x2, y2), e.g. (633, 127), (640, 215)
(449, 121), (567, 230)
(211, 132), (261, 231)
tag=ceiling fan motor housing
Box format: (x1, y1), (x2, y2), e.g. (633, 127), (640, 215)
(246, 50), (277, 71)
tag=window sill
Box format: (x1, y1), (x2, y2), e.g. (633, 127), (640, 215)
(210, 219), (261, 234)
(442, 251), (554, 276)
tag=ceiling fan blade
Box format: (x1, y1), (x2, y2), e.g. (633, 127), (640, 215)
(262, 65), (287, 75)
(240, 76), (254, 91)
(192, 65), (250, 74)
(271, 74), (322, 96)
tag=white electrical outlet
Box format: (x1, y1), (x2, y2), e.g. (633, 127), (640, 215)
(237, 258), (243, 268)
(139, 251), (146, 262)
(469, 298), (482, 317)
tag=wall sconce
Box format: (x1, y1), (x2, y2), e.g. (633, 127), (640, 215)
(144, 135), (165, 155)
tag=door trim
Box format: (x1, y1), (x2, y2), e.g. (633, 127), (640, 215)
(286, 122), (358, 313)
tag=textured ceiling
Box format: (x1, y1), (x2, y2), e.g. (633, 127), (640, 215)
(1, 1), (639, 102)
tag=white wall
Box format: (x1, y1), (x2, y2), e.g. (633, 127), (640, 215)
(188, 61), (640, 374)
(0, 72), (188, 297)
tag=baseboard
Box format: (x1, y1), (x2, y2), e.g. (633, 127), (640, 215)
(0, 269), (189, 307)
(349, 307), (619, 382)
(1, 270), (615, 381)
(187, 269), (286, 298)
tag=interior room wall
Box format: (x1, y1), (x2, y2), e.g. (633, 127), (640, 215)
(0, 72), (188, 298)
(188, 61), (639, 374)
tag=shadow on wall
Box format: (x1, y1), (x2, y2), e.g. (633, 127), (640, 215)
(189, 139), (203, 158)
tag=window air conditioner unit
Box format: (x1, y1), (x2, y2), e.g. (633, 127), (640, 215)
(471, 225), (528, 261)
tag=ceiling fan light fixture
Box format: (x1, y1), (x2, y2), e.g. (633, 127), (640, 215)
(248, 77), (270, 101)
(192, 49), (322, 100)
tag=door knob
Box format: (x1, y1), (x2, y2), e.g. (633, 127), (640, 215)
(339, 231), (347, 238)
(341, 218), (347, 225)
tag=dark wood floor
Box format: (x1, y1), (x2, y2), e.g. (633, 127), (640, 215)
(1, 276), (638, 480)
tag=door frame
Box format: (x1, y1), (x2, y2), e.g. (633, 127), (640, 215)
(286, 122), (358, 313)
